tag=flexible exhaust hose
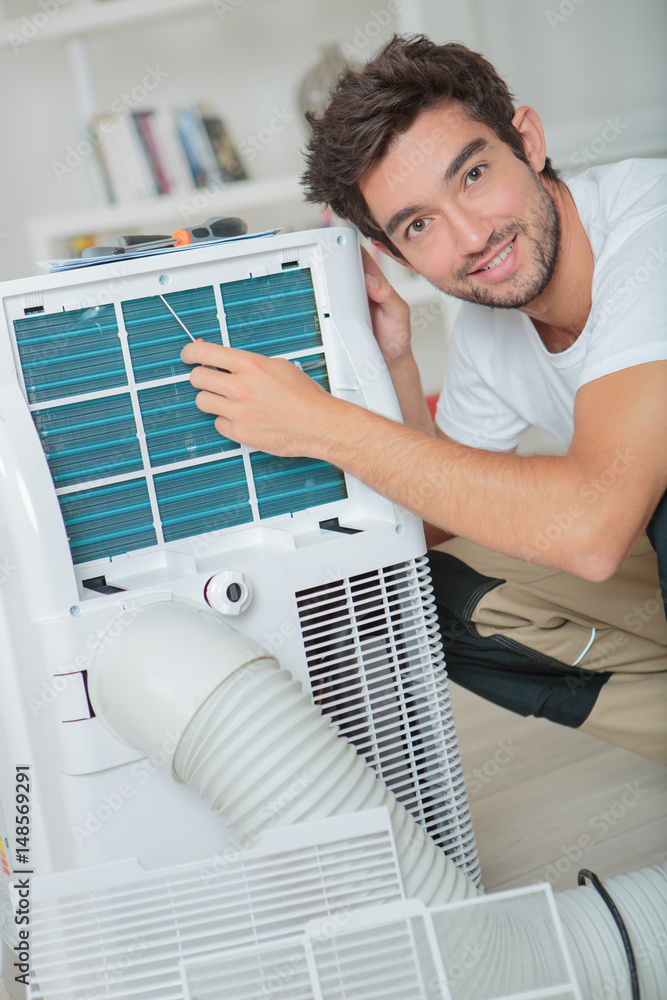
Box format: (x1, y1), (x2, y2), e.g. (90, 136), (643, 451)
(174, 658), (476, 907)
(556, 866), (667, 999)
(89, 600), (667, 999)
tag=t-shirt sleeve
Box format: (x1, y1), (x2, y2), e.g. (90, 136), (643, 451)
(580, 210), (667, 387)
(434, 313), (530, 451)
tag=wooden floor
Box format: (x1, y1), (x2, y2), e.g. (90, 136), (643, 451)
(448, 681), (667, 891)
(1, 682), (665, 998)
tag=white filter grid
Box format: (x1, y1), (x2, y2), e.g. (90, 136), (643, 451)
(298, 891), (582, 1000)
(180, 936), (319, 1000)
(113, 292), (166, 547)
(31, 843), (402, 952)
(27, 812), (405, 1000)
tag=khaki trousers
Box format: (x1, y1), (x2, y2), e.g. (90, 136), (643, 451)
(429, 534), (667, 764)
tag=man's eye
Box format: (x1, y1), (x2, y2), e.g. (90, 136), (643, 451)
(407, 218), (429, 237)
(465, 165), (485, 186)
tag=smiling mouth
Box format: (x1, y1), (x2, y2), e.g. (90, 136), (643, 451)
(471, 237), (516, 274)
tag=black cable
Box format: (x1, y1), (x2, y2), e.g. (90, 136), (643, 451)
(577, 868), (640, 1000)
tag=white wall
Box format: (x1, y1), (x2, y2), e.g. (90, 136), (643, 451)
(413, 0), (667, 171)
(0, 0), (663, 281)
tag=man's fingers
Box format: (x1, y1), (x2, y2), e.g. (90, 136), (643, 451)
(194, 388), (233, 417)
(181, 340), (245, 369)
(189, 364), (233, 395)
(361, 248), (391, 302)
(213, 414), (238, 441)
(360, 245), (384, 277)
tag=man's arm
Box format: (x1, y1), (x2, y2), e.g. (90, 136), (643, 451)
(181, 329), (667, 582)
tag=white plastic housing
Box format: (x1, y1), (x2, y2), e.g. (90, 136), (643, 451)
(88, 598), (276, 761)
(0, 228), (479, 990)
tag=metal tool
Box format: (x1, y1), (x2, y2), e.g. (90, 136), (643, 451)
(82, 217), (247, 258)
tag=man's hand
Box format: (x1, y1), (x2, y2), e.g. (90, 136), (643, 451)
(362, 247), (412, 370)
(180, 340), (338, 457)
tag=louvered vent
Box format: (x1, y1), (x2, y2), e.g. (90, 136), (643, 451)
(296, 556), (480, 884)
(13, 269), (346, 565)
(28, 814), (402, 1000)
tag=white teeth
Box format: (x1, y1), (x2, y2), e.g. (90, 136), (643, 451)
(482, 239), (514, 270)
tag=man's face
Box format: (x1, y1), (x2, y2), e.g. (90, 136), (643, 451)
(358, 103), (560, 309)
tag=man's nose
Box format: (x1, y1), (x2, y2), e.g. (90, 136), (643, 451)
(445, 204), (495, 260)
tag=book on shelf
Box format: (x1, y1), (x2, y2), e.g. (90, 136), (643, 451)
(201, 113), (248, 182)
(87, 102), (248, 206)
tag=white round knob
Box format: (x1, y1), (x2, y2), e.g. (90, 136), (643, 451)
(205, 571), (253, 615)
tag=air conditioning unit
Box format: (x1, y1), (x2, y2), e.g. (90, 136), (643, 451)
(0, 227), (479, 996)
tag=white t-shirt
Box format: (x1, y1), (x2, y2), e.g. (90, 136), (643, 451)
(434, 159), (667, 450)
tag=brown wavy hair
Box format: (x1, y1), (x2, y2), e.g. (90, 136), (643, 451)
(301, 35), (559, 258)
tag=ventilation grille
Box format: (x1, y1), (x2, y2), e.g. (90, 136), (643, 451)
(296, 556), (480, 884)
(122, 286), (219, 381)
(220, 269), (321, 355)
(28, 812), (402, 1000)
(13, 269), (346, 565)
(14, 303), (124, 404)
(186, 889), (581, 1000)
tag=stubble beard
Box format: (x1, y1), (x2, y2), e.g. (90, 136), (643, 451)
(443, 177), (561, 310)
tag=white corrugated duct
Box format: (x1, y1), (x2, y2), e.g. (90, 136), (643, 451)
(90, 599), (667, 1000)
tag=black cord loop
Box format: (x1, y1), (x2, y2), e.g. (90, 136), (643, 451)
(577, 868), (640, 1000)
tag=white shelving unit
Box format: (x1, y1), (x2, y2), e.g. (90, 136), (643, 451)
(27, 173), (309, 263)
(0, 0), (215, 47)
(0, 0), (456, 395)
(2, 1), (321, 264)
(2, 1), (387, 264)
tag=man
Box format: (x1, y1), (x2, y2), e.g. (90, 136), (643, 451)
(182, 36), (667, 763)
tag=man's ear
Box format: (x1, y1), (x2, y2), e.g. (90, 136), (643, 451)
(370, 238), (418, 274)
(512, 106), (548, 174)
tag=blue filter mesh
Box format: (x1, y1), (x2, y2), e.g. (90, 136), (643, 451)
(14, 305), (124, 404)
(221, 269), (322, 355)
(123, 286), (220, 382)
(154, 456), (252, 541)
(250, 453), (347, 519)
(15, 272), (347, 567)
(293, 354), (330, 391)
(31, 394), (143, 489)
(58, 478), (156, 564)
(138, 380), (237, 467)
